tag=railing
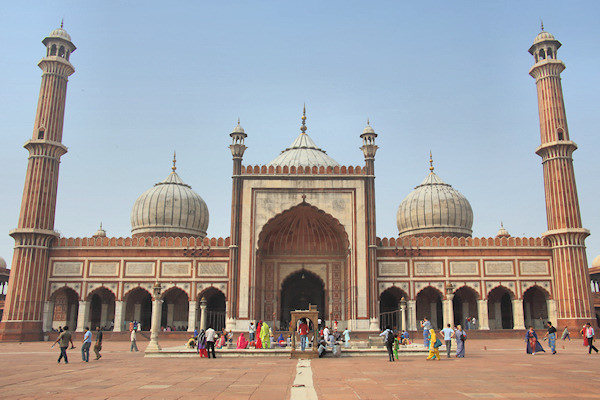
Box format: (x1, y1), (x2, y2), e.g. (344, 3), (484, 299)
(205, 310), (226, 332)
(379, 309), (401, 331)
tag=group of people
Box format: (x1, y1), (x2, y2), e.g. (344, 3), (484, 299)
(53, 326), (103, 364)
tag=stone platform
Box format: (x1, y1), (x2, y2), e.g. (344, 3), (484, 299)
(145, 343), (450, 358)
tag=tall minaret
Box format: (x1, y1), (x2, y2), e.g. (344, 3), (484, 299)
(227, 119), (247, 325)
(528, 27), (594, 330)
(360, 121), (379, 330)
(0, 25), (75, 341)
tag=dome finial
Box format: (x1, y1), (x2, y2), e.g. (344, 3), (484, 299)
(367, 118), (370, 126)
(172, 151), (177, 172)
(540, 19), (544, 31)
(429, 151), (434, 172)
(61, 18), (64, 29)
(301, 103), (307, 134)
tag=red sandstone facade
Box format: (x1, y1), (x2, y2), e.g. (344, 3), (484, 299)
(0, 27), (594, 341)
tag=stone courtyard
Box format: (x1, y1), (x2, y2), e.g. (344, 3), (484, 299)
(0, 337), (598, 399)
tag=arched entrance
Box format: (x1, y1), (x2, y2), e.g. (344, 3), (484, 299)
(50, 287), (79, 331)
(416, 287), (443, 329)
(523, 286), (549, 330)
(161, 287), (189, 330)
(88, 287), (115, 330)
(488, 286), (514, 329)
(453, 286), (479, 328)
(124, 287), (152, 331)
(379, 287), (408, 330)
(280, 270), (325, 330)
(256, 202), (349, 328)
(198, 287), (226, 332)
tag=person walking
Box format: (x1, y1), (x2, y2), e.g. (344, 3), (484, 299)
(94, 327), (103, 360)
(525, 326), (545, 355)
(298, 318), (309, 351)
(54, 325), (74, 364)
(426, 328), (441, 361)
(260, 322), (271, 349)
(81, 327), (92, 362)
(197, 329), (208, 357)
(440, 324), (454, 358)
(455, 324), (466, 358)
(205, 326), (217, 358)
(542, 321), (557, 354)
(130, 327), (139, 352)
(342, 327), (350, 348)
(379, 325), (395, 362)
(584, 322), (599, 354)
(561, 327), (570, 341)
(421, 317), (431, 348)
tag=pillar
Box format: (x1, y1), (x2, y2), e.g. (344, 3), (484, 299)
(76, 301), (90, 332)
(188, 300), (197, 332)
(147, 298), (163, 351)
(462, 302), (470, 325)
(547, 299), (558, 326)
(512, 299), (525, 329)
(407, 300), (417, 331)
(114, 300), (125, 332)
(42, 301), (54, 332)
(200, 297), (208, 330)
(400, 305), (406, 331)
(524, 301), (532, 327)
(494, 302), (502, 329)
(134, 303), (142, 322)
(477, 300), (490, 330)
(69, 303), (78, 330)
(430, 303), (437, 328)
(442, 300), (453, 328)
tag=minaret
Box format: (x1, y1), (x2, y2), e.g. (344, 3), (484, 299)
(528, 27), (594, 330)
(360, 121), (379, 330)
(0, 25), (76, 341)
(227, 119), (247, 324)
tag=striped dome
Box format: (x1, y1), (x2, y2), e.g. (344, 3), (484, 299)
(268, 132), (340, 168)
(396, 172), (473, 238)
(131, 171), (208, 238)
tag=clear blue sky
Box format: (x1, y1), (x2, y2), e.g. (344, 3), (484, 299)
(1, 1), (599, 272)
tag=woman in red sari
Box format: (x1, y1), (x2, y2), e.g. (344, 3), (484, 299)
(237, 333), (249, 349)
(255, 320), (263, 349)
(525, 326), (545, 355)
(581, 324), (589, 347)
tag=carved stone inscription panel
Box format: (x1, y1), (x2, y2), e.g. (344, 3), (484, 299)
(53, 262), (83, 277)
(125, 262), (154, 276)
(485, 261), (514, 275)
(162, 262), (191, 276)
(520, 261), (549, 275)
(450, 261), (478, 276)
(378, 262), (408, 276)
(89, 262), (118, 276)
(198, 263), (227, 277)
(414, 261), (444, 276)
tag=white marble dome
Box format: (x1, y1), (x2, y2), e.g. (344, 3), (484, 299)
(48, 27), (72, 42)
(593, 255), (600, 269)
(268, 132), (340, 168)
(397, 171), (473, 238)
(533, 30), (555, 45)
(131, 170), (208, 238)
(0, 256), (6, 270)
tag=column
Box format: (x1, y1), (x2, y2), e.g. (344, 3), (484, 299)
(442, 300), (452, 328)
(42, 301), (54, 332)
(76, 301), (90, 332)
(407, 300), (417, 331)
(200, 297), (208, 330)
(400, 305), (406, 331)
(512, 299), (525, 329)
(114, 300), (125, 332)
(477, 300), (490, 330)
(147, 298), (163, 351)
(188, 300), (197, 332)
(69, 303), (78, 330)
(524, 302), (532, 328)
(462, 302), (470, 326)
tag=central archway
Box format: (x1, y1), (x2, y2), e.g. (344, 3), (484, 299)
(280, 270), (325, 329)
(256, 201), (349, 328)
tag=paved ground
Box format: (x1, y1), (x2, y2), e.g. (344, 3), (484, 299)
(0, 337), (598, 399)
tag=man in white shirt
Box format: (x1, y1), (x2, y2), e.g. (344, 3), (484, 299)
(585, 322), (598, 354)
(248, 322), (256, 342)
(205, 326), (217, 358)
(323, 326), (330, 342)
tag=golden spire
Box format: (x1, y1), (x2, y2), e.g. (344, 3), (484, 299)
(429, 151), (434, 172)
(540, 19), (544, 31)
(172, 151), (177, 172)
(301, 103), (307, 134)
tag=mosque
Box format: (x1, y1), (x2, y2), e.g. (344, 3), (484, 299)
(0, 25), (596, 341)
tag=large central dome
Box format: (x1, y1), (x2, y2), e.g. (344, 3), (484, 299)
(396, 166), (473, 238)
(268, 108), (339, 168)
(131, 161), (209, 238)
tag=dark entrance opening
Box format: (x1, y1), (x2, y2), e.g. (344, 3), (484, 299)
(280, 270), (325, 330)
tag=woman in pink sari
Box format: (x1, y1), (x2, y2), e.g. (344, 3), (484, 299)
(216, 333), (226, 349)
(237, 333), (249, 349)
